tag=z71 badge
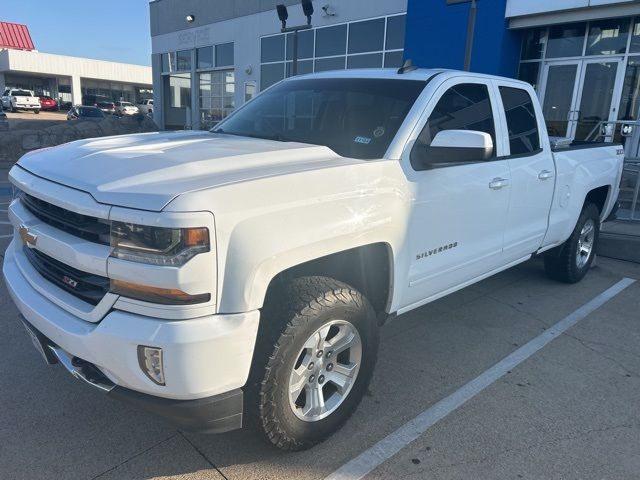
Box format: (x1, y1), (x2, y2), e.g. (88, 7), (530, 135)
(416, 242), (458, 261)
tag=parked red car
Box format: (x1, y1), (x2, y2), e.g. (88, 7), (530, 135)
(39, 96), (58, 111)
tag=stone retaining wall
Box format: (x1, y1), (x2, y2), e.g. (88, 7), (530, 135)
(0, 114), (159, 166)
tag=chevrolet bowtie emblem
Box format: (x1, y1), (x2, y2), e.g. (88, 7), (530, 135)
(19, 225), (37, 248)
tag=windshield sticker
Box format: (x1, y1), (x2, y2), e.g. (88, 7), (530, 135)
(355, 136), (372, 145)
(373, 127), (385, 138)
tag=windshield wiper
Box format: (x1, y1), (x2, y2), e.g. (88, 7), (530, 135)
(211, 129), (290, 142)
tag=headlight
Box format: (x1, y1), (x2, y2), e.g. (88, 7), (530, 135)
(110, 221), (210, 266)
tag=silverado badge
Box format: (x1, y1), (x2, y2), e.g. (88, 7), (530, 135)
(19, 225), (37, 248)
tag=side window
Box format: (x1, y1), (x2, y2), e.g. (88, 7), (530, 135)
(411, 83), (496, 170)
(499, 86), (540, 156)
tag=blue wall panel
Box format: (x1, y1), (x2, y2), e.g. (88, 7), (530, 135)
(404, 0), (522, 78)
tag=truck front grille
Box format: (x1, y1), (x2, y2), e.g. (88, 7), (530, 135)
(21, 193), (110, 245)
(23, 247), (110, 305)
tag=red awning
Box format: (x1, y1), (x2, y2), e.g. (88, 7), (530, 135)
(0, 22), (35, 51)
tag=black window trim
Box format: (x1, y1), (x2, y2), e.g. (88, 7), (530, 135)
(409, 79), (501, 171)
(497, 84), (543, 159)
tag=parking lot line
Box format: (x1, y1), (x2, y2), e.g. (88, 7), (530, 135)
(325, 277), (636, 480)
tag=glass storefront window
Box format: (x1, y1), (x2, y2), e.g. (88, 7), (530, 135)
(316, 24), (347, 57)
(546, 23), (586, 58)
(618, 57), (640, 121)
(521, 28), (546, 60)
(176, 50), (192, 71)
(261, 63), (285, 90)
(586, 19), (630, 56)
(197, 47), (213, 70)
(199, 70), (235, 129)
(286, 60), (313, 77)
(348, 18), (385, 54)
(262, 35), (285, 63)
(167, 73), (191, 108)
(347, 53), (383, 69)
(162, 52), (176, 73)
(315, 57), (346, 72)
(286, 30), (314, 60)
(216, 43), (234, 67)
(386, 15), (406, 51)
(631, 19), (640, 53)
(518, 62), (541, 91)
(384, 51), (404, 68)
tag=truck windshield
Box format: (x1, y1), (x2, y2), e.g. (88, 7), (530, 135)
(213, 78), (426, 159)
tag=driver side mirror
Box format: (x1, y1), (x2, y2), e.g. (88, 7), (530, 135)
(412, 130), (494, 170)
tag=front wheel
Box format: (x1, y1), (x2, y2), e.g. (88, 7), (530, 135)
(247, 276), (379, 451)
(544, 202), (600, 283)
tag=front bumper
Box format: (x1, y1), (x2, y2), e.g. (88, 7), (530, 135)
(3, 238), (259, 429)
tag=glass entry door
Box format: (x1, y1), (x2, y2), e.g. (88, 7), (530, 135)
(540, 61), (581, 138)
(541, 58), (625, 140)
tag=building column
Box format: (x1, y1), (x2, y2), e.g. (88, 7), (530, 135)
(71, 75), (82, 106)
(0, 73), (5, 95)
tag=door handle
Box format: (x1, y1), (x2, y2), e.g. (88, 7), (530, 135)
(489, 177), (509, 190)
(538, 170), (554, 181)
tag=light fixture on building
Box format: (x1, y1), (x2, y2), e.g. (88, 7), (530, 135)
(275, 1), (314, 76)
(186, 14), (195, 23)
(301, 0), (314, 25)
(276, 5), (288, 30)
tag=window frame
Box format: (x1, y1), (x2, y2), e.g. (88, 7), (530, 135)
(407, 78), (505, 172)
(493, 79), (546, 159)
(496, 85), (543, 158)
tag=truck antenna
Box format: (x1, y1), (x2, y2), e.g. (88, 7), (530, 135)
(397, 59), (417, 74)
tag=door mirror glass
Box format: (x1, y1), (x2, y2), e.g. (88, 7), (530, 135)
(418, 130), (494, 168)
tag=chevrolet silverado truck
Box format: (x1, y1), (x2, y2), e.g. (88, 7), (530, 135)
(1, 88), (41, 114)
(3, 69), (623, 451)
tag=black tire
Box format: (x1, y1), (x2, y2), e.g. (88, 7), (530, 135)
(10, 104), (16, 113)
(34, 110), (40, 115)
(246, 276), (379, 451)
(544, 202), (600, 284)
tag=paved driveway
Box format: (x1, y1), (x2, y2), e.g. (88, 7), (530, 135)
(0, 173), (638, 479)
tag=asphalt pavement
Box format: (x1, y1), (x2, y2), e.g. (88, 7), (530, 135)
(0, 168), (639, 479)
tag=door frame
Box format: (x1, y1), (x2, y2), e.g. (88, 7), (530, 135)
(539, 56), (626, 140)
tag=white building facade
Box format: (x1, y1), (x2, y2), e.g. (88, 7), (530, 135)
(0, 49), (152, 109)
(150, 0), (407, 130)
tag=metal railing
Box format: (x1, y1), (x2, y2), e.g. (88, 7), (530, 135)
(585, 120), (640, 222)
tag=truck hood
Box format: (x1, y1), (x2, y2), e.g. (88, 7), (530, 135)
(17, 131), (357, 211)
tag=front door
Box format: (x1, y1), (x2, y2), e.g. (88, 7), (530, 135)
(399, 79), (511, 311)
(540, 58), (625, 141)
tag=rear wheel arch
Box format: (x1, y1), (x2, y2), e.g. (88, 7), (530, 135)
(584, 185), (611, 219)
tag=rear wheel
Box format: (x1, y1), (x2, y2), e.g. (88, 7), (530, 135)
(34, 110), (40, 114)
(247, 276), (379, 451)
(544, 203), (600, 283)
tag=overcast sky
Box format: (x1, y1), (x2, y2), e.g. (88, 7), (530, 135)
(2, 0), (152, 65)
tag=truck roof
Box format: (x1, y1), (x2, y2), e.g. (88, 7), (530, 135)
(285, 68), (531, 87)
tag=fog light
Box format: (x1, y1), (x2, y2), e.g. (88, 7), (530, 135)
(137, 346), (165, 385)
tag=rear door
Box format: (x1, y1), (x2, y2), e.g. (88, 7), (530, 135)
(494, 81), (555, 260)
(399, 77), (512, 310)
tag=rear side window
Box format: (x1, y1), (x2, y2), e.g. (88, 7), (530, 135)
(499, 86), (540, 156)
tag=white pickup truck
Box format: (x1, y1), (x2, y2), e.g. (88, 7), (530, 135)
(3, 69), (623, 451)
(1, 88), (40, 114)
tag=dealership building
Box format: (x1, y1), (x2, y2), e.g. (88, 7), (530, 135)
(0, 21), (152, 108)
(149, 0), (640, 141)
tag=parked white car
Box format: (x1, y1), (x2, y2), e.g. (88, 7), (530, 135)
(115, 101), (139, 116)
(3, 69), (623, 451)
(137, 99), (154, 116)
(1, 89), (40, 114)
